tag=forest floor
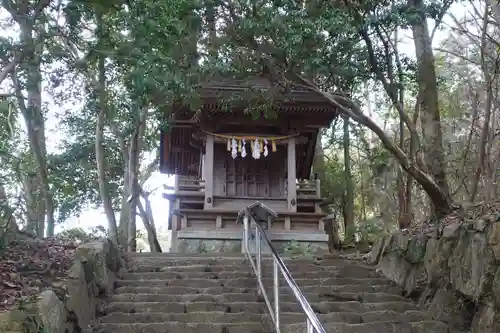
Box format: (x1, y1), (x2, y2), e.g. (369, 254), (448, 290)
(0, 236), (76, 311)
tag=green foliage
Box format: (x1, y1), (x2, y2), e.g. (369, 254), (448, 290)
(356, 217), (389, 244)
(55, 226), (107, 244)
(0, 0), (458, 235)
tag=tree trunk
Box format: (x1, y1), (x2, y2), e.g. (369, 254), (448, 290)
(95, 12), (118, 244)
(409, 0), (451, 218)
(15, 20), (54, 236)
(343, 116), (355, 243)
(21, 171), (45, 236)
(292, 74), (453, 219)
(118, 160), (130, 246)
(313, 131), (327, 194)
(0, 182), (20, 240)
(137, 191), (162, 252)
(470, 4), (493, 202)
(127, 126), (140, 252)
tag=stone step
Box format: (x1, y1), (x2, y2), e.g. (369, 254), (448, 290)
(125, 264), (379, 278)
(287, 321), (450, 333)
(104, 300), (418, 315)
(99, 310), (432, 324)
(125, 252), (249, 258)
(125, 258), (354, 268)
(115, 277), (391, 288)
(120, 268), (381, 280)
(114, 284), (403, 296)
(99, 311), (351, 324)
(94, 320), (449, 333)
(94, 322), (267, 333)
(110, 291), (407, 303)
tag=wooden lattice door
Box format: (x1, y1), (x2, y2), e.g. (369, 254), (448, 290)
(224, 156), (269, 197)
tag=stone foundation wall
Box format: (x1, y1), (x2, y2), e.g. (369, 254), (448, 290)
(177, 238), (328, 255)
(370, 218), (500, 332)
(177, 239), (242, 253)
(1, 239), (123, 333)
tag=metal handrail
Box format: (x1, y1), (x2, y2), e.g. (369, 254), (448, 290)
(241, 208), (327, 333)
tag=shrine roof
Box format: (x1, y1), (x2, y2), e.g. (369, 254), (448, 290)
(177, 75), (338, 113)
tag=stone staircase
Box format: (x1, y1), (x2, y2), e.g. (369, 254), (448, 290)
(93, 253), (450, 333)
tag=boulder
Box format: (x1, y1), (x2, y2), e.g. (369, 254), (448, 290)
(488, 222), (500, 260)
(471, 303), (500, 333)
(30, 238), (122, 333)
(66, 259), (96, 330)
(75, 239), (119, 294)
(37, 290), (70, 333)
(369, 237), (385, 265)
(448, 231), (494, 301)
(424, 237), (454, 285)
(442, 223), (461, 239)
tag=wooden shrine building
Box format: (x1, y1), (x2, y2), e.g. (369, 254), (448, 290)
(160, 76), (338, 253)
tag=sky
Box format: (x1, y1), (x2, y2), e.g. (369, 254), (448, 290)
(0, 1), (472, 250)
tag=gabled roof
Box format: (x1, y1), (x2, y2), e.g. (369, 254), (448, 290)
(159, 75), (338, 177)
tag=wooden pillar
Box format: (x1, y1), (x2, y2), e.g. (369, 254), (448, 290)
(204, 134), (214, 209)
(287, 137), (297, 212)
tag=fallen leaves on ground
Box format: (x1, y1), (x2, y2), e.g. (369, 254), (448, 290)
(0, 236), (77, 311)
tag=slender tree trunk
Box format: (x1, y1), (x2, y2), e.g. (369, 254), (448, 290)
(470, 5), (494, 202)
(409, 0), (451, 218)
(16, 20), (54, 236)
(137, 192), (162, 252)
(95, 12), (118, 244)
(118, 159), (130, 246)
(343, 116), (355, 243)
(128, 127), (140, 252)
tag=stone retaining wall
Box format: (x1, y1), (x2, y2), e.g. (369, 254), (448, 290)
(1, 239), (122, 333)
(370, 218), (500, 332)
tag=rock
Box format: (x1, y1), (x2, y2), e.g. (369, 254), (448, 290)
(0, 310), (26, 333)
(471, 303), (500, 333)
(403, 264), (426, 295)
(66, 259), (96, 330)
(377, 251), (412, 286)
(487, 222), (500, 260)
(392, 232), (409, 252)
(424, 238), (454, 285)
(481, 214), (493, 223)
(427, 288), (473, 331)
(472, 219), (487, 232)
(449, 231), (494, 301)
(428, 228), (440, 239)
(442, 223), (461, 239)
(369, 237), (386, 265)
(37, 290), (69, 333)
(76, 240), (117, 294)
(492, 268), (500, 304)
(405, 235), (427, 264)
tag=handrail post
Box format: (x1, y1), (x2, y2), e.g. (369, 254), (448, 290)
(239, 202), (326, 333)
(307, 318), (314, 333)
(255, 222), (262, 296)
(273, 259), (280, 332)
(243, 213), (249, 253)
